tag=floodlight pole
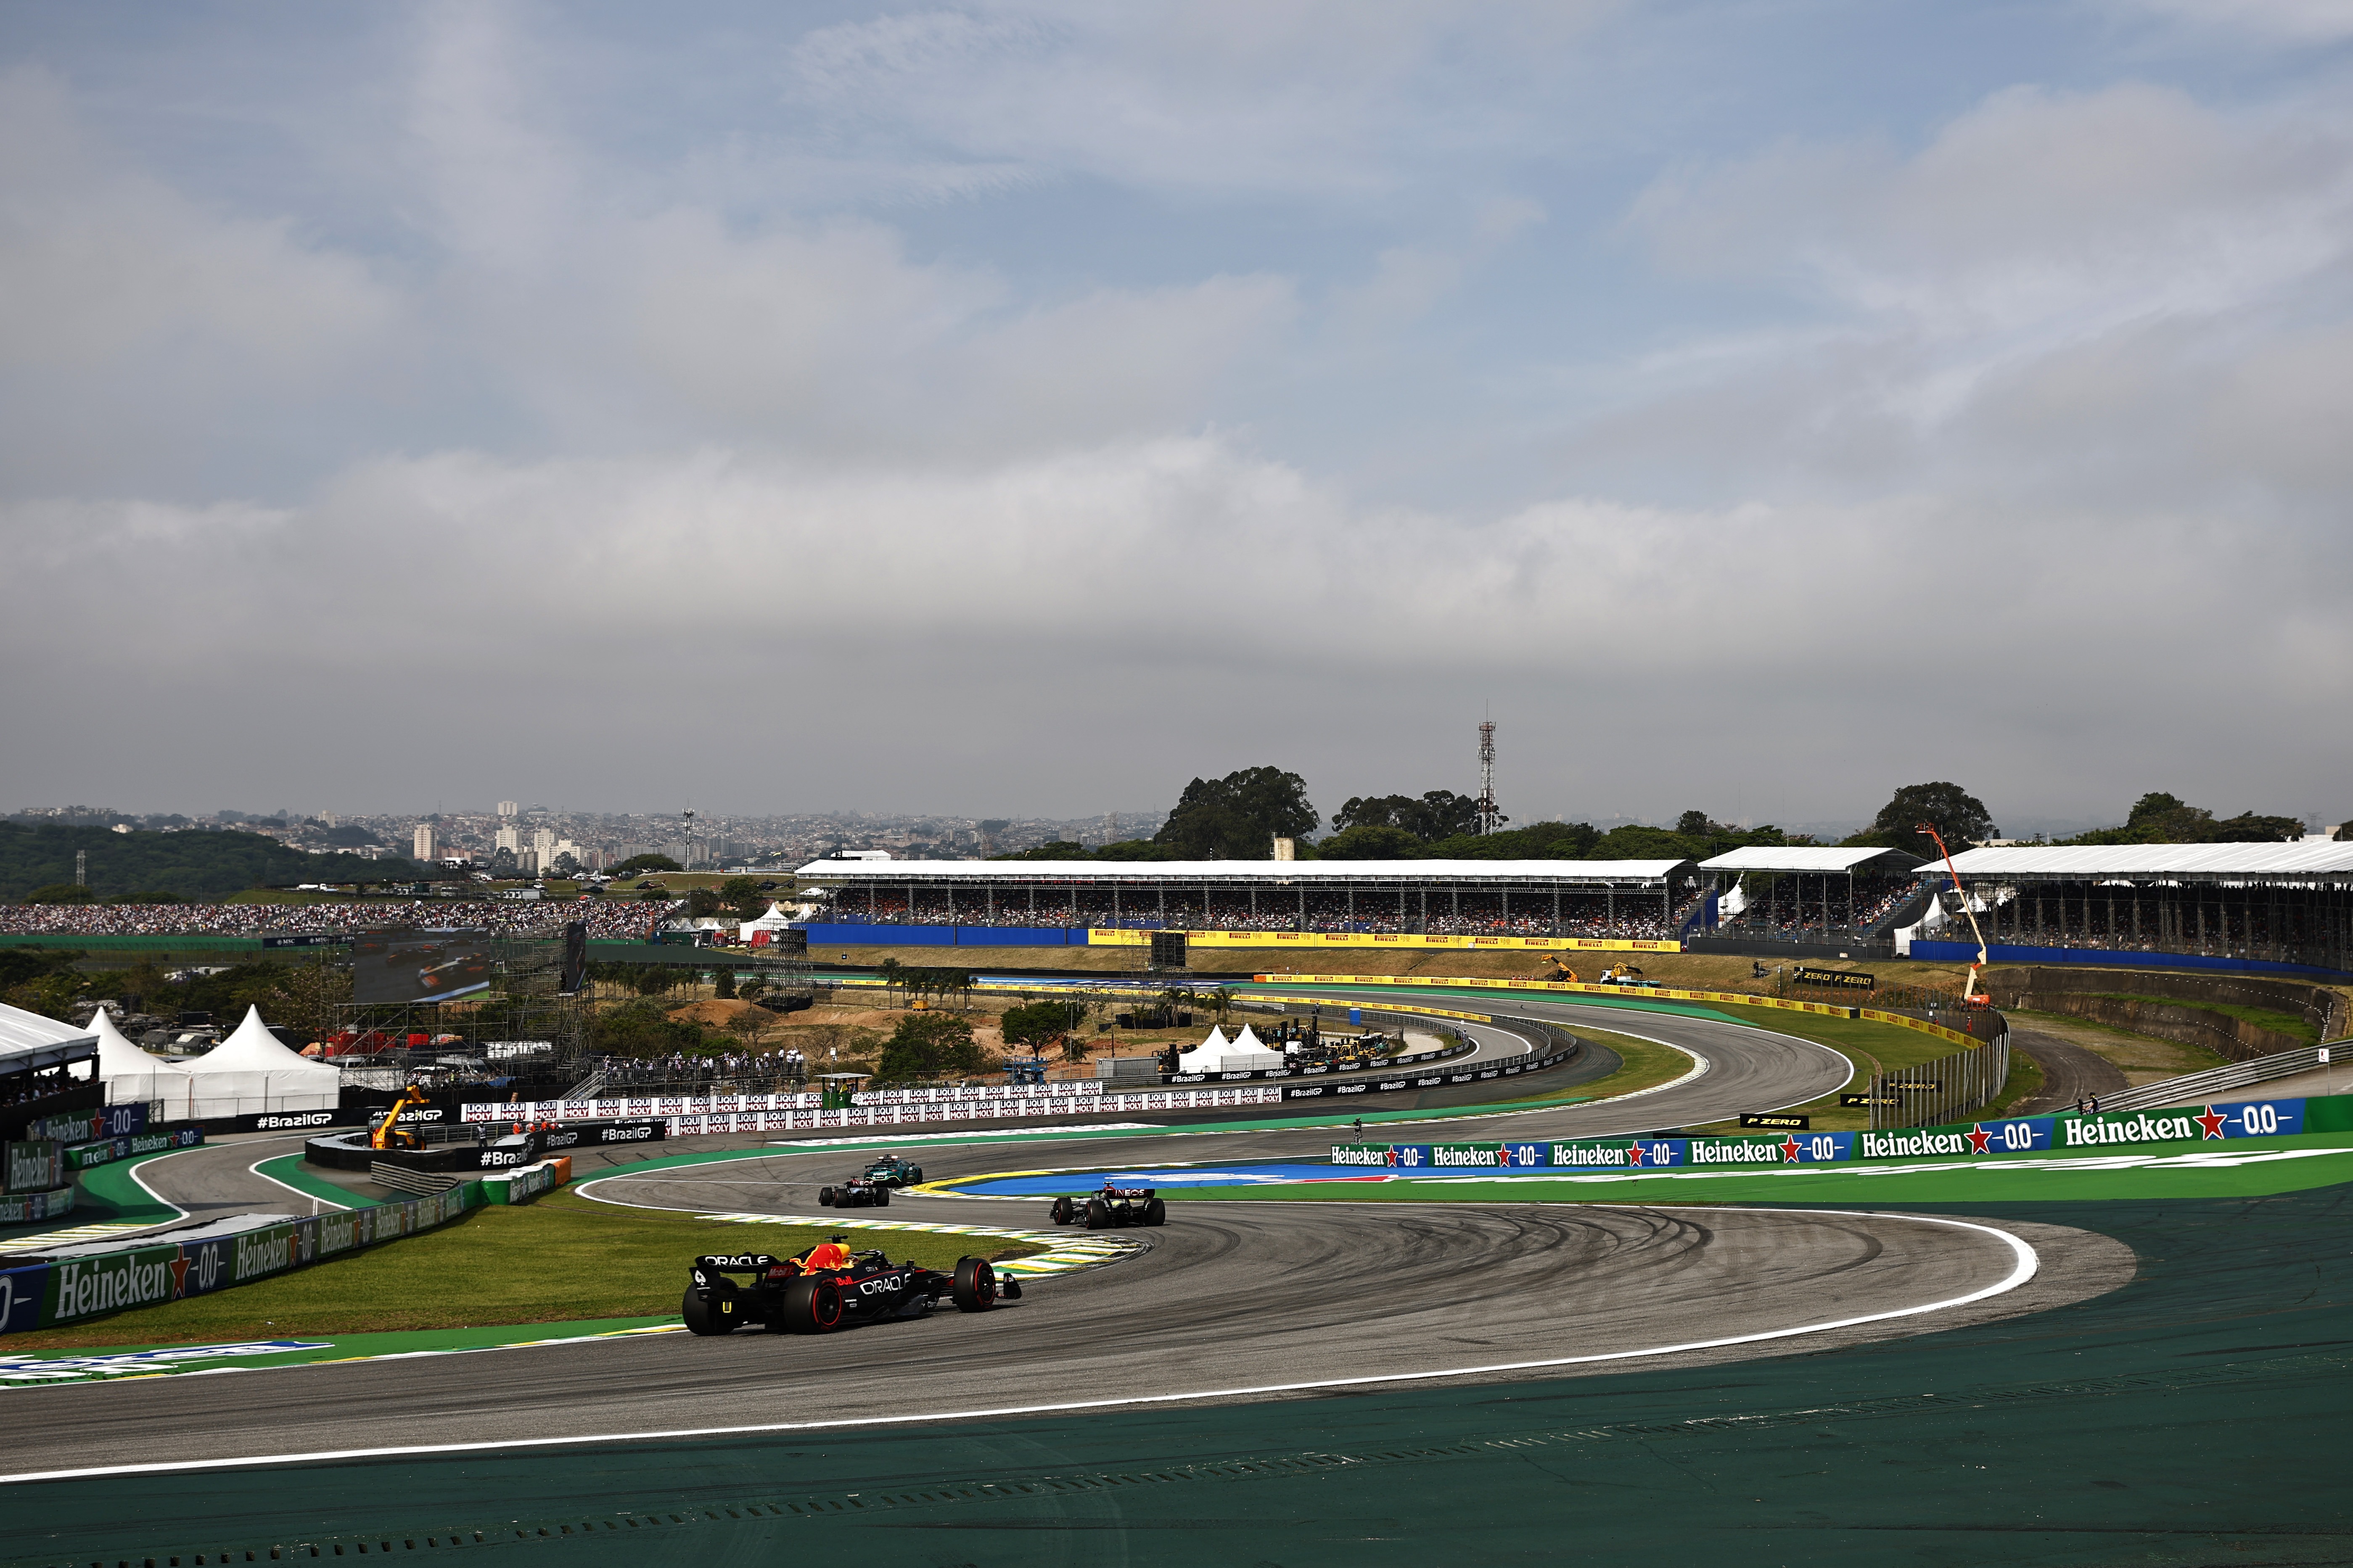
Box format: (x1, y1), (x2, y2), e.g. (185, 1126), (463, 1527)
(1918, 821), (1989, 1004)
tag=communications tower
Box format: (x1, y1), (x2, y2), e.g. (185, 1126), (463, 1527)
(1475, 720), (1502, 835)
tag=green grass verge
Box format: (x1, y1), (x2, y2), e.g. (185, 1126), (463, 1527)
(1980, 1044), (2047, 1118)
(3, 1188), (1038, 1351)
(2086, 991), (2319, 1045)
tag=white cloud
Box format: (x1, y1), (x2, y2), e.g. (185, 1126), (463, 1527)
(784, 3), (1615, 198)
(1598, 82), (2353, 513)
(0, 68), (397, 493)
(2107, 0), (2353, 42)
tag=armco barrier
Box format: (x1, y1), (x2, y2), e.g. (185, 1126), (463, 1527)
(1330, 1090), (2353, 1173)
(0, 1182), (484, 1336)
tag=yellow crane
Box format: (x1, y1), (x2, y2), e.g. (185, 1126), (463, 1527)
(371, 1084), (430, 1151)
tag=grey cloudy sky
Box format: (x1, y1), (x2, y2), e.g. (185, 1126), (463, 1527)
(3, 1), (2349, 832)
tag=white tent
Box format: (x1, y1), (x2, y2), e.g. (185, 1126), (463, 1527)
(87, 1007), (190, 1106)
(740, 902), (798, 941)
(1176, 1022), (1285, 1074)
(179, 1005), (340, 1118)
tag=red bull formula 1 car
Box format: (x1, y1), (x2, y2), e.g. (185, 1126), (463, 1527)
(682, 1242), (1021, 1336)
(1048, 1184), (1166, 1228)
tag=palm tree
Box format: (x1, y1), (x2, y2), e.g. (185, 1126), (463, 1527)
(878, 956), (903, 1007)
(1209, 986), (1235, 1023)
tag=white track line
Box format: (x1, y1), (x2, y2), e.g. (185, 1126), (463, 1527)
(246, 1155), (351, 1213)
(0, 1209), (2034, 1485)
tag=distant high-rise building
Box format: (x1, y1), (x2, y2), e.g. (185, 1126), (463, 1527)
(497, 801), (520, 819)
(532, 827), (556, 866)
(496, 825), (520, 854)
(413, 824), (436, 861)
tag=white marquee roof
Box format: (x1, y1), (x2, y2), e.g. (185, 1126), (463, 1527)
(1927, 842), (2353, 880)
(184, 1005), (338, 1080)
(797, 857), (1693, 887)
(1698, 847), (1921, 874)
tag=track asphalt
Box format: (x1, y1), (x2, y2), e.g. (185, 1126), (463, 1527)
(8, 990), (2348, 1565)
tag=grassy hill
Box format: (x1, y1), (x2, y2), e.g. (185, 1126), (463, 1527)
(0, 822), (427, 903)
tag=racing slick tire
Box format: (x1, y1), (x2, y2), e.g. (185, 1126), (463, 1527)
(780, 1276), (845, 1334)
(875, 1186), (890, 1206)
(1050, 1196), (1076, 1225)
(1142, 1197), (1167, 1227)
(1085, 1198), (1111, 1229)
(950, 1256), (999, 1313)
(818, 1187), (835, 1206)
(681, 1287), (740, 1336)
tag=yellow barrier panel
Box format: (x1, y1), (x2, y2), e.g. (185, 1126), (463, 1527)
(1087, 929), (1681, 953)
(1242, 972), (1985, 1049)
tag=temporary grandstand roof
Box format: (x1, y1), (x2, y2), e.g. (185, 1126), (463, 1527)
(1697, 847), (1921, 875)
(796, 858), (1696, 887)
(0, 1001), (97, 1078)
(1925, 842), (2353, 881)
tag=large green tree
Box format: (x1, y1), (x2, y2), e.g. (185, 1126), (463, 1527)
(1330, 791), (1485, 841)
(1859, 782), (1996, 861)
(874, 1011), (989, 1082)
(2064, 792), (2305, 845)
(1315, 824), (1428, 860)
(1153, 766), (1320, 858)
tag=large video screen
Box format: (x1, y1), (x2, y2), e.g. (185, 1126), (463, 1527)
(353, 930), (497, 1005)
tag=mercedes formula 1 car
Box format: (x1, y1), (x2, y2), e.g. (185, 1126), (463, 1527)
(682, 1245), (1020, 1336)
(817, 1176), (891, 1207)
(1048, 1185), (1166, 1228)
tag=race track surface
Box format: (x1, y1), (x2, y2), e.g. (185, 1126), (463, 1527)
(1, 999), (2140, 1481)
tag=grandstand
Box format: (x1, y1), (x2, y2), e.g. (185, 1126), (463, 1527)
(1907, 842), (2353, 976)
(1697, 846), (1926, 942)
(793, 858), (1701, 942)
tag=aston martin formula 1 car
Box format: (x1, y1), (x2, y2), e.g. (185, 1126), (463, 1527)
(861, 1154), (925, 1187)
(682, 1245), (1020, 1336)
(817, 1176), (890, 1207)
(1048, 1185), (1165, 1228)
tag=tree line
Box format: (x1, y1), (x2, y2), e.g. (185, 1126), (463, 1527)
(1, 822), (427, 903)
(991, 767), (2327, 867)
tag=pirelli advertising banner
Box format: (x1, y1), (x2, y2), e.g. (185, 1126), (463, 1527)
(1332, 1092), (2353, 1174)
(0, 1182), (483, 1336)
(1092, 929), (1681, 953)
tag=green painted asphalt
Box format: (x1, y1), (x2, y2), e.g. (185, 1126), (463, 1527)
(0, 1148), (184, 1247)
(11, 1184), (2353, 1565)
(0, 1316), (681, 1387)
(252, 1152), (383, 1209)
